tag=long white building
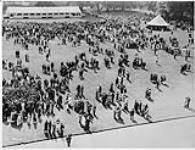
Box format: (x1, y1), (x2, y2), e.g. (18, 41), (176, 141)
(5, 6), (82, 19)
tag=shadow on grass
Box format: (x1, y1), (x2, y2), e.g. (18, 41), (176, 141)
(142, 68), (148, 72)
(144, 117), (153, 123)
(10, 122), (23, 131)
(4, 115), (195, 148)
(131, 119), (137, 124)
(114, 117), (125, 124)
(157, 88), (162, 92)
(187, 107), (195, 113)
(147, 97), (154, 102)
(181, 72), (188, 76)
(162, 83), (169, 88)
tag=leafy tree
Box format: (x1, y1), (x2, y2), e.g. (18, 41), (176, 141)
(167, 1), (194, 25)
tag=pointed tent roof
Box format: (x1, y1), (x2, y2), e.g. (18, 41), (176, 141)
(147, 15), (169, 26)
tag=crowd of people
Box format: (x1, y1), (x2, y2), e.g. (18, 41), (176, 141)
(2, 13), (193, 146)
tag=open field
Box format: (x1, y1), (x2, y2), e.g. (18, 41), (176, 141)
(8, 117), (195, 148)
(2, 17), (195, 147)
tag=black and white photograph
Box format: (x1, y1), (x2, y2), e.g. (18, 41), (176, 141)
(1, 0), (195, 148)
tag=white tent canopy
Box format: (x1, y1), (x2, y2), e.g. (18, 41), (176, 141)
(147, 15), (169, 27)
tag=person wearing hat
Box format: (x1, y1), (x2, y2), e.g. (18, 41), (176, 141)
(123, 97), (129, 113)
(33, 113), (37, 129)
(130, 108), (135, 122)
(27, 113), (31, 128)
(51, 62), (54, 72)
(156, 78), (161, 91)
(126, 71), (131, 83)
(184, 97), (191, 108)
(48, 120), (52, 138)
(16, 58), (22, 68)
(17, 112), (23, 127)
(66, 134), (72, 147)
(56, 119), (62, 137)
(81, 85), (85, 99)
(51, 120), (56, 139)
(145, 88), (152, 101)
(2, 59), (7, 70)
(25, 54), (29, 62)
(92, 105), (97, 119)
(60, 122), (65, 138)
(15, 50), (20, 59)
(44, 120), (49, 138)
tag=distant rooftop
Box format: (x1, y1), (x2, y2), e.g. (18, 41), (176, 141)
(6, 6), (81, 14)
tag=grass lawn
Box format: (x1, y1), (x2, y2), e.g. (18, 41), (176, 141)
(2, 18), (195, 146)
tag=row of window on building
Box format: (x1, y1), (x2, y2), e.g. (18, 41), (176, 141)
(9, 12), (81, 17)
